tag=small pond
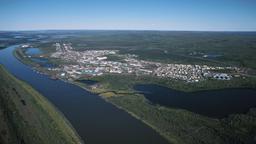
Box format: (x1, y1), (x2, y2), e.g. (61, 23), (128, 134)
(30, 57), (56, 68)
(25, 48), (43, 55)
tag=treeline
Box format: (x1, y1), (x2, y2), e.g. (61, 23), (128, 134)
(109, 94), (256, 144)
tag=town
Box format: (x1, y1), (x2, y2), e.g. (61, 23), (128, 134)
(46, 43), (237, 82)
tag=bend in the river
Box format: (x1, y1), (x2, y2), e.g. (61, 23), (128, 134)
(0, 45), (169, 144)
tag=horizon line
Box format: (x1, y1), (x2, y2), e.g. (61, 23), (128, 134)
(0, 28), (256, 33)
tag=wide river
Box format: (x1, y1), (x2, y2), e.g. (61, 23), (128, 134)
(0, 45), (170, 144)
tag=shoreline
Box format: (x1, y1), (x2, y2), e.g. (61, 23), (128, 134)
(13, 45), (256, 144)
(13, 46), (256, 93)
(0, 64), (84, 144)
(71, 80), (175, 143)
(13, 46), (174, 143)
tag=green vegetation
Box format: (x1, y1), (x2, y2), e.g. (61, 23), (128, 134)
(0, 65), (83, 144)
(2, 31), (256, 69)
(74, 73), (256, 144)
(4, 31), (256, 144)
(32, 31), (256, 92)
(76, 74), (256, 144)
(85, 74), (256, 92)
(14, 31), (256, 91)
(0, 45), (6, 49)
(14, 48), (39, 67)
(109, 94), (256, 144)
(0, 32), (30, 49)
(37, 31), (256, 69)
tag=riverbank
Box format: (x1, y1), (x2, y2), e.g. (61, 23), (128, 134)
(74, 78), (256, 144)
(13, 46), (256, 144)
(14, 46), (256, 92)
(0, 65), (83, 144)
(3, 44), (170, 144)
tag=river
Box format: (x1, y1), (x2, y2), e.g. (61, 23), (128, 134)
(134, 84), (256, 118)
(0, 45), (169, 144)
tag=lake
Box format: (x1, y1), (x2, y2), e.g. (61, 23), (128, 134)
(0, 45), (169, 144)
(30, 57), (56, 68)
(134, 84), (256, 118)
(25, 47), (42, 55)
(25, 48), (56, 68)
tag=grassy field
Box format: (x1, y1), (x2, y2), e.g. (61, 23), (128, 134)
(0, 65), (83, 144)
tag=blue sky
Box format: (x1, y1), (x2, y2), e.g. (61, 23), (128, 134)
(0, 0), (256, 31)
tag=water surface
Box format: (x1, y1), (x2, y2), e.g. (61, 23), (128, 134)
(0, 45), (169, 144)
(134, 84), (256, 118)
(25, 47), (42, 55)
(30, 57), (56, 68)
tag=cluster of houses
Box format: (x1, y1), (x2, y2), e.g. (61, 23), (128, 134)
(48, 43), (237, 82)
